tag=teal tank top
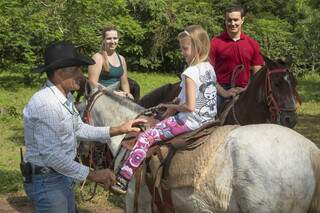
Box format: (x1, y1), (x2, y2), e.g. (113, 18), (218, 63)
(99, 53), (124, 87)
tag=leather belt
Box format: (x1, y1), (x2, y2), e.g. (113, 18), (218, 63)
(31, 164), (55, 175)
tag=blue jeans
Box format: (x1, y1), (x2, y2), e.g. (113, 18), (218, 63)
(24, 171), (76, 213)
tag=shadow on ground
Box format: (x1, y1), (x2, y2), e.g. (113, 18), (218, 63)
(295, 114), (320, 147)
(1, 195), (123, 213)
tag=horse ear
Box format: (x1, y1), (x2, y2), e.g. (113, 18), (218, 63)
(285, 55), (293, 69)
(262, 55), (274, 68)
(84, 79), (95, 97)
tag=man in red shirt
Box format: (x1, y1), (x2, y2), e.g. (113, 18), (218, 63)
(209, 5), (264, 109)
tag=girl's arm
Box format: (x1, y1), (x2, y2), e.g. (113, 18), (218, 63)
(88, 53), (103, 86)
(161, 76), (196, 117)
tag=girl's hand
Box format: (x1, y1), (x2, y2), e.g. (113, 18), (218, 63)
(172, 97), (180, 104)
(158, 104), (177, 119)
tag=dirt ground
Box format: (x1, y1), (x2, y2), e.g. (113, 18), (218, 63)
(0, 195), (123, 213)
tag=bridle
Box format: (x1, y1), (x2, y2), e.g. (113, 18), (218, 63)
(227, 66), (297, 125)
(265, 67), (297, 123)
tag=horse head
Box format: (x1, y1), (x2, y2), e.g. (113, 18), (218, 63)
(259, 56), (300, 128)
(81, 80), (145, 155)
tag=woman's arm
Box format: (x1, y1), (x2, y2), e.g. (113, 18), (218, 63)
(88, 53), (103, 86)
(119, 55), (130, 94)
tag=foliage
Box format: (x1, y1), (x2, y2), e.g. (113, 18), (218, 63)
(0, 0), (319, 74)
(245, 18), (296, 60)
(294, 7), (320, 73)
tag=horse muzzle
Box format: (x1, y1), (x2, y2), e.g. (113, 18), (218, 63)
(279, 111), (297, 128)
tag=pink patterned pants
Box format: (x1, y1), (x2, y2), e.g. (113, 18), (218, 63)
(119, 116), (191, 180)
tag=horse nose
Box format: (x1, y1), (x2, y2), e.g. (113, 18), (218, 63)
(280, 112), (297, 128)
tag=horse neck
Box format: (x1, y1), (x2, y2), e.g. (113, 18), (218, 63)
(88, 89), (145, 155)
(233, 67), (269, 124)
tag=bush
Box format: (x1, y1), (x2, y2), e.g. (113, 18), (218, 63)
(0, 0), (318, 75)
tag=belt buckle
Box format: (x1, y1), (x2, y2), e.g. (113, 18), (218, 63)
(40, 167), (50, 174)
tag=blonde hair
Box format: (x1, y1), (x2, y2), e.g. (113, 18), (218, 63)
(100, 26), (119, 72)
(177, 25), (210, 66)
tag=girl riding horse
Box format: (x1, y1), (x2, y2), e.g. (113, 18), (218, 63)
(111, 25), (218, 194)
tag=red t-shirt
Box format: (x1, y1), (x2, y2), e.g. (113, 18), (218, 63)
(209, 31), (264, 87)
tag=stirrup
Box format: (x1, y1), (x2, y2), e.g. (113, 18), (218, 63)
(111, 175), (128, 195)
(111, 184), (127, 195)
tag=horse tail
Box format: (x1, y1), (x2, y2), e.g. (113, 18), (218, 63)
(309, 146), (320, 212)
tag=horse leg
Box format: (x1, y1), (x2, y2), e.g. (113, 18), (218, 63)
(125, 164), (152, 213)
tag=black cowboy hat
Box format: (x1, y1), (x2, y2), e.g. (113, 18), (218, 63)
(33, 41), (95, 73)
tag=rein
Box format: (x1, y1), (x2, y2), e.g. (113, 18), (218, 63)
(230, 64), (244, 88)
(265, 68), (296, 123)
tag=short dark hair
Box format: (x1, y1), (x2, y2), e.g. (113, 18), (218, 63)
(224, 5), (245, 18)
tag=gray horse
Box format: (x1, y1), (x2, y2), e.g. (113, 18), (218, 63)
(81, 82), (320, 213)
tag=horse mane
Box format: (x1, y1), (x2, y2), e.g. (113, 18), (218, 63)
(85, 80), (145, 114)
(263, 55), (288, 70)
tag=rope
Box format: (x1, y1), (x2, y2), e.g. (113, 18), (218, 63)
(230, 64), (244, 88)
(136, 105), (164, 117)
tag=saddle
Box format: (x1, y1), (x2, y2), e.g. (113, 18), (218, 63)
(120, 117), (222, 213)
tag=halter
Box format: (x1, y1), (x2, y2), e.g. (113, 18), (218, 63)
(265, 68), (297, 123)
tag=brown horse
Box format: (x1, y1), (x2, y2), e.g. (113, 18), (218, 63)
(138, 57), (300, 128)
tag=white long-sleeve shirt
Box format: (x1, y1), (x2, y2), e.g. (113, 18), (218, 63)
(23, 80), (110, 181)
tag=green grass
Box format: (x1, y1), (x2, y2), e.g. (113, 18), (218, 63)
(129, 71), (180, 95)
(0, 70), (319, 209)
(294, 73), (320, 146)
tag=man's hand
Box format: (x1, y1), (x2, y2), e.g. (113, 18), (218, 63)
(234, 86), (247, 94)
(217, 84), (237, 98)
(110, 118), (147, 136)
(87, 169), (116, 189)
(223, 88), (237, 98)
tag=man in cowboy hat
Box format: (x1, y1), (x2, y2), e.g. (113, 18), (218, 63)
(22, 41), (146, 212)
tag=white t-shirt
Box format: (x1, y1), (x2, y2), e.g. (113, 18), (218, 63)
(176, 61), (217, 130)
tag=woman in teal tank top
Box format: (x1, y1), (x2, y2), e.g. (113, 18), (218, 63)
(88, 26), (140, 100)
